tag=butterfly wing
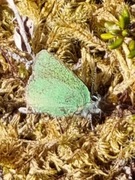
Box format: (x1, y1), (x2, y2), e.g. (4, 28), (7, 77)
(26, 50), (91, 117)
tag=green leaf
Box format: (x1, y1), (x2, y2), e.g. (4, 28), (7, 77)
(118, 15), (125, 29)
(108, 37), (123, 49)
(128, 49), (135, 58)
(128, 40), (135, 51)
(118, 7), (130, 29)
(122, 29), (129, 37)
(101, 33), (115, 40)
(104, 22), (120, 35)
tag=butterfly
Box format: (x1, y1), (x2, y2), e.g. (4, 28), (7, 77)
(25, 50), (101, 118)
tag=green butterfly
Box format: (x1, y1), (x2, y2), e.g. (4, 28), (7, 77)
(25, 50), (101, 118)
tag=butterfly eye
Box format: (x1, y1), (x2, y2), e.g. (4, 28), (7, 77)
(91, 95), (99, 101)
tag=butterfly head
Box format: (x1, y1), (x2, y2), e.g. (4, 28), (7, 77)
(76, 94), (102, 119)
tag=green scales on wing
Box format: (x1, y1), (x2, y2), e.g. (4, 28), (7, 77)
(26, 50), (99, 117)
